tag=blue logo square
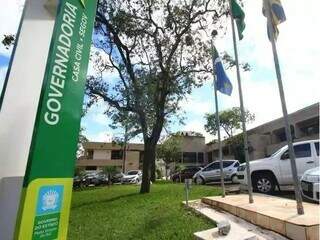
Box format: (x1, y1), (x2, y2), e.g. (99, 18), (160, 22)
(36, 185), (64, 215)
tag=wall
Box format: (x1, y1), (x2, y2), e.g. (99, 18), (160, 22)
(93, 149), (111, 160)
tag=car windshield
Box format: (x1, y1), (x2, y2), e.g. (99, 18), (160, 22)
(270, 147), (285, 157)
(127, 171), (138, 175)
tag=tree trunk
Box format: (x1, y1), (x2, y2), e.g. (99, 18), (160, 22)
(165, 164), (168, 180)
(140, 142), (156, 193)
(150, 159), (156, 182)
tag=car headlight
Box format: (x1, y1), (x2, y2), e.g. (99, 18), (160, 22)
(237, 165), (246, 172)
(302, 174), (320, 183)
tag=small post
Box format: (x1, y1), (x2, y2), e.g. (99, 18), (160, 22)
(228, 0), (253, 203)
(264, 0), (304, 215)
(185, 178), (192, 207)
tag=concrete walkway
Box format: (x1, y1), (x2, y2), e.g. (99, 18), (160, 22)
(185, 200), (288, 240)
(202, 194), (319, 240)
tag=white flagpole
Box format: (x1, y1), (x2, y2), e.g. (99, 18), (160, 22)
(211, 40), (226, 198)
(264, 0), (304, 215)
(228, 0), (254, 203)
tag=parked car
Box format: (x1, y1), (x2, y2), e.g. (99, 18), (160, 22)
(111, 173), (125, 184)
(237, 140), (319, 194)
(171, 167), (202, 183)
(82, 172), (108, 186)
(73, 176), (83, 188)
(193, 160), (240, 185)
(121, 170), (142, 184)
(300, 167), (320, 203)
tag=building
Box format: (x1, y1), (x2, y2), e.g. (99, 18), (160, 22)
(77, 131), (207, 173)
(77, 103), (319, 172)
(207, 103), (319, 161)
(77, 142), (144, 172)
(175, 131), (207, 166)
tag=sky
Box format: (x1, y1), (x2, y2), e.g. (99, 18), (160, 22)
(1, 0), (319, 143)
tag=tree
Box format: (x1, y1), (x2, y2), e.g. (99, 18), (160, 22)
(76, 127), (88, 158)
(102, 166), (119, 186)
(1, 34), (15, 49)
(87, 0), (243, 193)
(156, 134), (182, 180)
(204, 107), (255, 138)
(204, 107), (255, 162)
(110, 113), (141, 173)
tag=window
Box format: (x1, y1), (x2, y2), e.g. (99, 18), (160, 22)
(85, 166), (97, 171)
(198, 152), (204, 163)
(301, 125), (319, 136)
(183, 152), (197, 163)
(204, 162), (219, 171)
(315, 142), (319, 156)
(127, 170), (139, 175)
(223, 161), (234, 168)
(294, 144), (311, 158)
(111, 150), (123, 160)
(234, 162), (240, 168)
(207, 151), (213, 163)
(87, 150), (93, 159)
(222, 147), (229, 156)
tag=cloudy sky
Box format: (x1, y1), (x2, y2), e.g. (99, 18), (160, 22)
(1, 0), (319, 143)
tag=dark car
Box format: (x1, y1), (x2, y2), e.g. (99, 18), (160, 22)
(111, 173), (124, 184)
(73, 176), (83, 188)
(82, 172), (108, 186)
(171, 167), (202, 183)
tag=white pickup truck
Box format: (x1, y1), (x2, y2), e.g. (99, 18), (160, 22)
(237, 140), (319, 194)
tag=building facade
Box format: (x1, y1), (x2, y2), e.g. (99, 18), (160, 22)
(77, 103), (319, 172)
(77, 142), (144, 172)
(206, 103), (319, 161)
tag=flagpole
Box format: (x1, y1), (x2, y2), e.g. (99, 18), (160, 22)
(211, 40), (226, 198)
(264, 0), (304, 215)
(228, 0), (254, 204)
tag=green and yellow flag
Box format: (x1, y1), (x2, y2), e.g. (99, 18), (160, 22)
(231, 0), (246, 40)
(263, 0), (286, 41)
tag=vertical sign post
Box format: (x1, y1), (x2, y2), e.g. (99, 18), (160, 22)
(13, 0), (98, 239)
(185, 179), (192, 207)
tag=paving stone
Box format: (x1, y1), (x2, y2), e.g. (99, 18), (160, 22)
(201, 194), (319, 240)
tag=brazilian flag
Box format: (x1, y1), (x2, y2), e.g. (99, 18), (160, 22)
(231, 0), (246, 40)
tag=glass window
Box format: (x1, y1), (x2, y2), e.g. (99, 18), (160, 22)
(197, 152), (204, 163)
(223, 161), (234, 168)
(204, 162), (219, 171)
(294, 144), (311, 158)
(222, 147), (229, 156)
(111, 150), (123, 160)
(207, 151), (213, 163)
(234, 162), (240, 168)
(183, 152), (197, 163)
(85, 166), (97, 171)
(315, 142), (319, 156)
(87, 150), (93, 159)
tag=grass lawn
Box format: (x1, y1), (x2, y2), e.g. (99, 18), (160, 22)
(68, 182), (221, 240)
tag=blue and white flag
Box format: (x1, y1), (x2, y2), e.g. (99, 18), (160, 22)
(212, 47), (233, 96)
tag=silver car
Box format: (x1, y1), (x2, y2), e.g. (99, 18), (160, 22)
(193, 160), (240, 185)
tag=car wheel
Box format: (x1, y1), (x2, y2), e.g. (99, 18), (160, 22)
(195, 176), (205, 185)
(231, 174), (239, 184)
(253, 174), (275, 194)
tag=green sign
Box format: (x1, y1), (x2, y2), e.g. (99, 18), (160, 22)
(15, 0), (97, 239)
